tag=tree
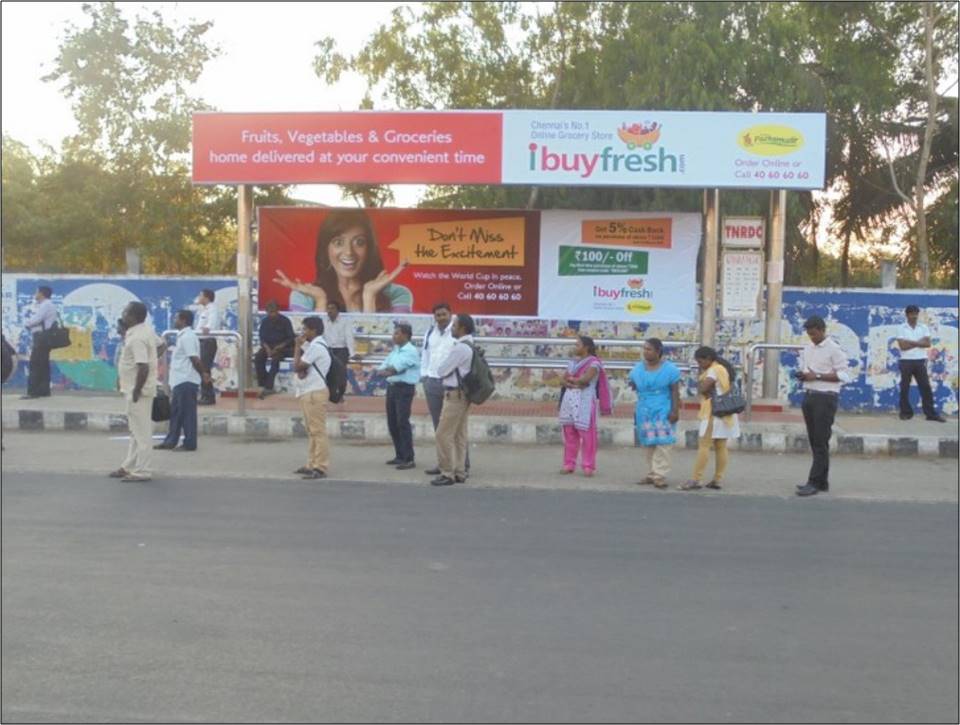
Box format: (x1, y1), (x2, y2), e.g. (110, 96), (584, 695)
(1, 2), (293, 275)
(314, 1), (958, 288)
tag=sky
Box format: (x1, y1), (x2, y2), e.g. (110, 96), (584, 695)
(0, 1), (425, 207)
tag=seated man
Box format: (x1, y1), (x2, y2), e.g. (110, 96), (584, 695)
(255, 301), (295, 398)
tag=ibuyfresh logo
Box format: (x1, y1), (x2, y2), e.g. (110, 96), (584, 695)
(592, 279), (653, 301)
(528, 121), (686, 179)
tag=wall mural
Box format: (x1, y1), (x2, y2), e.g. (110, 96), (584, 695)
(2, 275), (956, 414)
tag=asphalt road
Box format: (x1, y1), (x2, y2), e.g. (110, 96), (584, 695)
(2, 471), (957, 723)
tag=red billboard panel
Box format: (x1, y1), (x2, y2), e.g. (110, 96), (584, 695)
(258, 207), (540, 316)
(193, 112), (503, 185)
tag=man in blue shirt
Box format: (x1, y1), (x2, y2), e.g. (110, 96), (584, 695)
(376, 323), (421, 470)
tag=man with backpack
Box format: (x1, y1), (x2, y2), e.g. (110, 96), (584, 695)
(431, 313), (486, 486)
(293, 317), (333, 480)
(421, 302), (471, 476)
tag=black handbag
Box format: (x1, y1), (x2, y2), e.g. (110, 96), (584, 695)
(712, 385), (746, 416)
(40, 320), (71, 350)
(151, 388), (171, 422)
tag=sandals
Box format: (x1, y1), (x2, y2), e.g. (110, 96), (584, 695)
(678, 480), (702, 491)
(705, 481), (723, 490)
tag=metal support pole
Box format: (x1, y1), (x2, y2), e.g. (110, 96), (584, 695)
(763, 189), (787, 399)
(700, 188), (720, 347)
(237, 184), (254, 417)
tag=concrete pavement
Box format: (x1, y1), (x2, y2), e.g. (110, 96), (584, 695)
(2, 469), (957, 723)
(1, 430), (958, 503)
(3, 392), (959, 458)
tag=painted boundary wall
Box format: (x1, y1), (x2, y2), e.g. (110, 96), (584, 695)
(2, 274), (956, 415)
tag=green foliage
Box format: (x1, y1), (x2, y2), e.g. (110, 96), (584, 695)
(3, 2), (292, 275)
(315, 0), (958, 288)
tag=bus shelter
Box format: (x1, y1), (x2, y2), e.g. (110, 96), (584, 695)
(192, 110), (827, 399)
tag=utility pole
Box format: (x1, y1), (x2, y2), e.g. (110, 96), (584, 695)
(701, 188), (720, 347)
(763, 189), (787, 398)
(237, 184), (254, 399)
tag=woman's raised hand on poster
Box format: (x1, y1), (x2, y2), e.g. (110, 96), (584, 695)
(273, 269), (327, 310)
(362, 261), (408, 312)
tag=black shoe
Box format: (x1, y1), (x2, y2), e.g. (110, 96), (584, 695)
(926, 414), (947, 423)
(431, 475), (455, 486)
(294, 466), (312, 475)
(818, 484), (829, 492)
(385, 458), (403, 465)
(396, 461), (416, 470)
(454, 475), (467, 483)
(153, 443), (175, 450)
(302, 468), (326, 480)
(173, 446), (196, 452)
(424, 467), (442, 476)
(796, 484), (820, 497)
(899, 413), (913, 420)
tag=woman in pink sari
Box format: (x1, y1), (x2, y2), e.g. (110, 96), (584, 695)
(558, 335), (612, 476)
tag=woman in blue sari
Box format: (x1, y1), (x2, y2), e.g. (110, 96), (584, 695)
(627, 338), (681, 488)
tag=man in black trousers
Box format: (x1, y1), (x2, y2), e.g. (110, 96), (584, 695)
(255, 301), (295, 399)
(795, 316), (851, 497)
(896, 304), (946, 422)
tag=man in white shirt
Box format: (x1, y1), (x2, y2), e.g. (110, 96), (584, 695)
(896, 304), (945, 422)
(323, 301), (356, 364)
(156, 309), (209, 452)
(194, 288), (220, 405)
(420, 302), (469, 476)
(22, 285), (58, 399)
(293, 316), (332, 480)
(110, 302), (161, 483)
(795, 316), (851, 497)
(430, 313), (477, 487)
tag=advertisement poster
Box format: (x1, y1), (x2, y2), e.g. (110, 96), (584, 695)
(194, 111), (827, 190)
(537, 211), (701, 323)
(193, 112), (502, 185)
(501, 110), (826, 190)
(257, 207), (540, 316)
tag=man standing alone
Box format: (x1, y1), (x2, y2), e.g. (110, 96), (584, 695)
(194, 289), (220, 405)
(156, 309), (207, 452)
(255, 301), (295, 398)
(377, 323), (421, 470)
(293, 317), (332, 480)
(111, 302), (160, 483)
(896, 305), (946, 422)
(22, 285), (58, 399)
(795, 316), (851, 497)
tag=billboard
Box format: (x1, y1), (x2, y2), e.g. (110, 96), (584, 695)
(257, 207), (540, 316)
(538, 211), (701, 323)
(193, 111), (827, 190)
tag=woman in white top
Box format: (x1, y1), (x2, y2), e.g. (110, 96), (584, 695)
(680, 346), (740, 491)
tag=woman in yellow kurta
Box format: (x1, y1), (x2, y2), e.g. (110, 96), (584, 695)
(680, 346), (740, 491)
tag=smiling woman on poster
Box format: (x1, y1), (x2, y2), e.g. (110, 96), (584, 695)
(273, 209), (413, 313)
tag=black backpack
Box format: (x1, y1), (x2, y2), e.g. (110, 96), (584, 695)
(313, 342), (347, 403)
